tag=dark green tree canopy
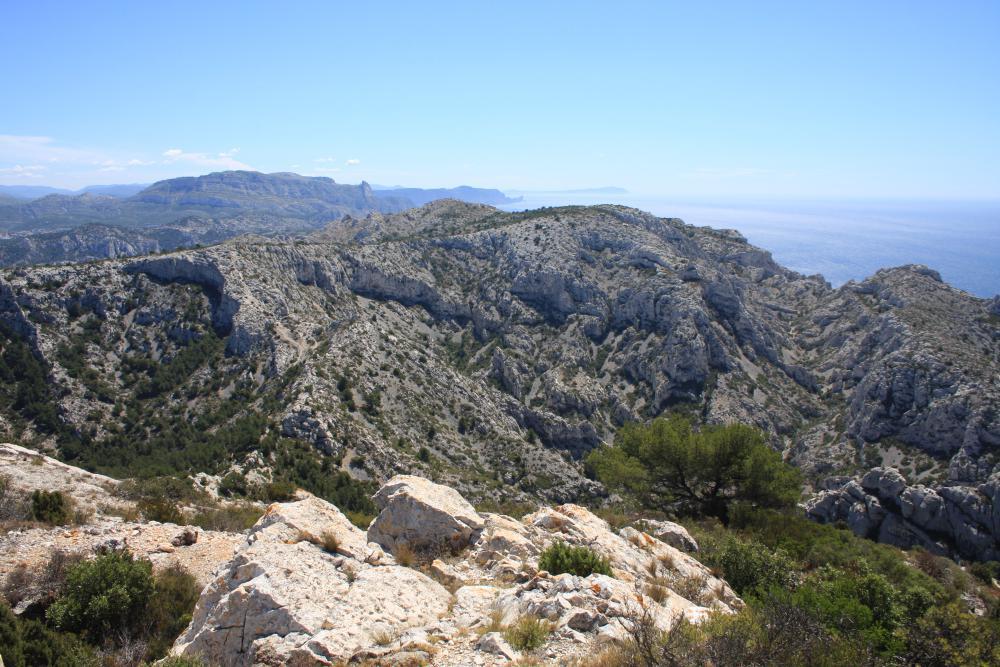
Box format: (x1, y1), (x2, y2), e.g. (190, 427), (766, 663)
(587, 415), (802, 521)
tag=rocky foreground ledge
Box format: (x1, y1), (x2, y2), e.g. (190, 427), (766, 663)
(170, 475), (740, 666)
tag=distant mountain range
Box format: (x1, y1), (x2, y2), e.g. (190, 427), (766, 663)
(0, 183), (149, 199)
(0, 171), (526, 266)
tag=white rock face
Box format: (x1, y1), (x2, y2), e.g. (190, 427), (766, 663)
(173, 502), (451, 665)
(172, 476), (742, 666)
(368, 474), (486, 553)
(642, 519), (700, 552)
(0, 442), (125, 516)
(248, 495), (371, 560)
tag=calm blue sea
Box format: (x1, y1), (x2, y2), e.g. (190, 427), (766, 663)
(501, 195), (999, 298)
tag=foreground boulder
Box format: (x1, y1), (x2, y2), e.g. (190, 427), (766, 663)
(172, 477), (741, 665)
(173, 496), (450, 665)
(638, 519), (700, 552)
(368, 474), (485, 553)
(805, 467), (1000, 561)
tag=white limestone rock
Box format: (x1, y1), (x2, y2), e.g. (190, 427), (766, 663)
(368, 475), (486, 553)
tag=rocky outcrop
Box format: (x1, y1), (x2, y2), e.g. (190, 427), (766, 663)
(368, 474), (485, 553)
(639, 519), (700, 552)
(0, 443), (123, 516)
(805, 467), (1000, 561)
(172, 475), (741, 666)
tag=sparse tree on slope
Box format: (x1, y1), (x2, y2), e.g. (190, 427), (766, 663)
(587, 415), (801, 523)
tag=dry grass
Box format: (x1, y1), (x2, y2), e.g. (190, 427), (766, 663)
(320, 531), (340, 555)
(479, 607), (506, 635)
(645, 582), (669, 604)
(394, 542), (416, 567)
(100, 503), (140, 522)
(570, 647), (630, 667)
(503, 614), (553, 651)
(371, 628), (397, 646)
(670, 572), (710, 606)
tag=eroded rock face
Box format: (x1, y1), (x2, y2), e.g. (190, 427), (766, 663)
(805, 467), (1000, 561)
(172, 476), (742, 666)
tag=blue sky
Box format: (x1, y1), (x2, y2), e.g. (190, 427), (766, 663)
(1, 1), (998, 197)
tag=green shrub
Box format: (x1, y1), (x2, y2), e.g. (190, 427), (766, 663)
(191, 503), (264, 532)
(503, 614), (552, 651)
(138, 497), (186, 524)
(792, 564), (904, 654)
(45, 549), (155, 642)
(30, 489), (70, 525)
(145, 564), (202, 660)
(218, 471), (248, 497)
(4, 598), (100, 666)
(970, 560), (1000, 585)
(538, 541), (613, 577)
(905, 603), (1000, 666)
(257, 479), (296, 502)
(700, 536), (795, 596)
(117, 475), (206, 505)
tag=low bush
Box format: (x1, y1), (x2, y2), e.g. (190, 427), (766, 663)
(190, 503), (263, 532)
(138, 497), (186, 524)
(503, 614), (552, 651)
(46, 549), (155, 642)
(30, 489), (71, 525)
(698, 535), (795, 596)
(145, 564), (202, 660)
(970, 560), (1000, 584)
(538, 541), (613, 577)
(0, 601), (99, 667)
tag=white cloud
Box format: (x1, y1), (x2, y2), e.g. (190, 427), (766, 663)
(0, 135), (257, 188)
(314, 156), (337, 163)
(345, 158), (361, 166)
(0, 164), (46, 178)
(161, 148), (252, 170)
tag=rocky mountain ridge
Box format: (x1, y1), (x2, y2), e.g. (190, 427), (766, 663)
(0, 172), (529, 267)
(0, 200), (996, 559)
(0, 171), (408, 233)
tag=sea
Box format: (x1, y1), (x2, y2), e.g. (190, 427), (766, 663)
(501, 195), (999, 298)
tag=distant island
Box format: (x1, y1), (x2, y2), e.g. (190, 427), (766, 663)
(371, 184), (521, 206)
(507, 186), (628, 195)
